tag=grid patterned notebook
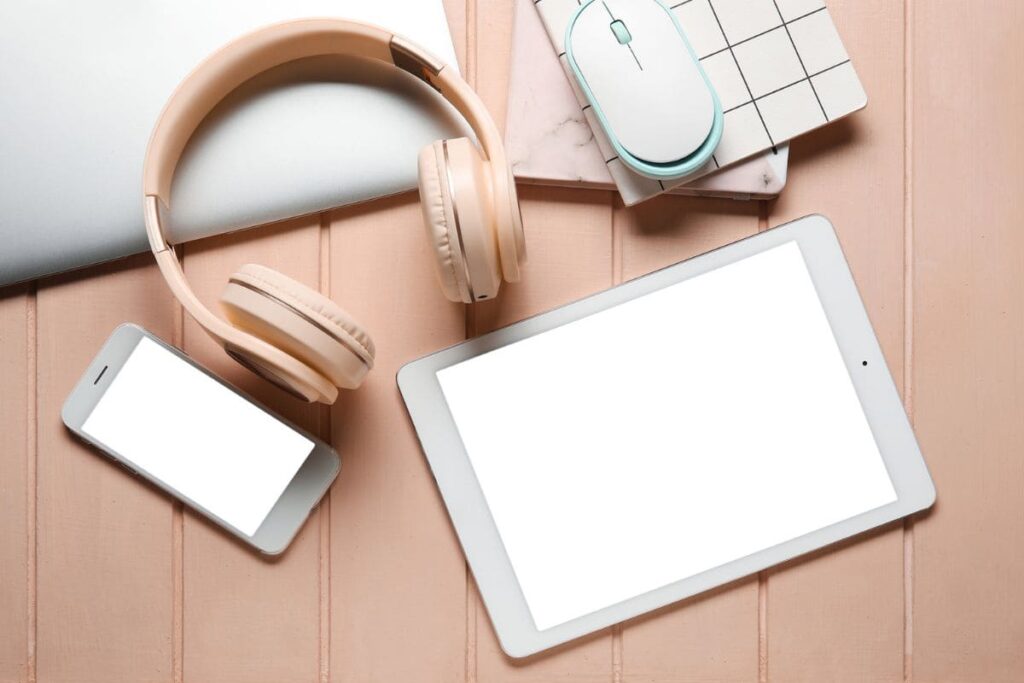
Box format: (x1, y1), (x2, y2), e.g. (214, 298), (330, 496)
(506, 0), (789, 201)
(535, 0), (867, 205)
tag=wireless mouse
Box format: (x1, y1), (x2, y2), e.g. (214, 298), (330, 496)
(565, 0), (723, 180)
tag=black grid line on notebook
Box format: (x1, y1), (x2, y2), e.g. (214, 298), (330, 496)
(771, 0), (828, 120)
(691, 6), (827, 62)
(680, 0), (853, 151)
(537, 0), (583, 58)
(719, 59), (849, 116)
(705, 0), (777, 149)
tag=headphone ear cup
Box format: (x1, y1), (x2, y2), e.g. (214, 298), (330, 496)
(418, 138), (502, 303)
(220, 343), (334, 404)
(220, 264), (375, 390)
(418, 141), (469, 303)
(493, 160), (526, 283)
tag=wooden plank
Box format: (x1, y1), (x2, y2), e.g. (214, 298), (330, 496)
(473, 0), (515, 131)
(762, 0), (909, 679)
(180, 217), (324, 682)
(34, 256), (178, 682)
(0, 288), (30, 682)
(472, 186), (616, 681)
(621, 580), (758, 683)
(616, 196), (760, 682)
(444, 0), (468, 71)
(328, 194), (468, 682)
(617, 196), (758, 279)
(910, 1), (1024, 680)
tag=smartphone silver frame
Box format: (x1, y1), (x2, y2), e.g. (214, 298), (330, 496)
(62, 323), (339, 556)
(398, 214), (936, 658)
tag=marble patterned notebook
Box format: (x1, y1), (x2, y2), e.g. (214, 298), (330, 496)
(506, 0), (788, 202)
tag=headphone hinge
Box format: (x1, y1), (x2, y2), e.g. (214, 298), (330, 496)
(144, 195), (172, 254)
(390, 36), (443, 92)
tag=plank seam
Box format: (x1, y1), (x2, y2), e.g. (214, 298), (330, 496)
(171, 503), (184, 683)
(319, 212), (333, 683)
(610, 194), (618, 282)
(172, 264), (185, 683)
(464, 2), (479, 679)
(757, 201), (769, 683)
(466, 0), (477, 86)
(465, 577), (477, 683)
(612, 624), (623, 683)
(902, 0), (915, 680)
(611, 192), (623, 683)
(758, 573), (769, 683)
(26, 285), (37, 683)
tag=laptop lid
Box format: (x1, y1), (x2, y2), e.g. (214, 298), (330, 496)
(0, 0), (466, 286)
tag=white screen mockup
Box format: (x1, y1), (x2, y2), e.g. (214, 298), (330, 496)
(82, 336), (314, 536)
(436, 241), (898, 631)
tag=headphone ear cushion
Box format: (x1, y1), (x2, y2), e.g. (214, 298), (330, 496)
(418, 141), (469, 303)
(220, 264), (375, 390)
(418, 138), (502, 303)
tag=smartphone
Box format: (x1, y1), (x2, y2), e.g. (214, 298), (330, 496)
(62, 323), (339, 555)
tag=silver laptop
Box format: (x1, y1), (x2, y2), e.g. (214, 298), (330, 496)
(0, 0), (466, 287)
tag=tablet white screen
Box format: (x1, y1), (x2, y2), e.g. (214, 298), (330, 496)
(436, 241), (897, 631)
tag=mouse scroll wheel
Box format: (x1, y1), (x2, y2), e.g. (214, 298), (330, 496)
(610, 20), (632, 45)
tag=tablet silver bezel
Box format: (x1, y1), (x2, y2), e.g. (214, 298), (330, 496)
(398, 214), (935, 658)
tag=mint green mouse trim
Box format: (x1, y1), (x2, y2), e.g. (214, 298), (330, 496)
(565, 0), (724, 181)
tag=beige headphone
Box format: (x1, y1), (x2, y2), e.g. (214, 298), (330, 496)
(144, 19), (526, 405)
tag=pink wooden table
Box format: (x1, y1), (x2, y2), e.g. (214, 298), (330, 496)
(2, 1), (1022, 681)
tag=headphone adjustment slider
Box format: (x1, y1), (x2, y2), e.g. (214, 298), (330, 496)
(390, 36), (443, 92)
(144, 195), (172, 254)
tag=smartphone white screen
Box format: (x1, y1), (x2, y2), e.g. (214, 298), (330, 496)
(436, 241), (898, 631)
(82, 336), (314, 536)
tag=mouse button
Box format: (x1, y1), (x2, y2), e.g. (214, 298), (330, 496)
(569, 1), (622, 51)
(568, 0), (716, 164)
(569, 4), (639, 84)
(610, 19), (632, 45)
(612, 4), (716, 161)
(611, 1), (695, 69)
(618, 91), (714, 164)
(627, 66), (714, 163)
(606, 0), (678, 37)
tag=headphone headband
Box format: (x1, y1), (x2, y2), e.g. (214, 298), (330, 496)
(141, 19), (525, 404)
(143, 18), (503, 210)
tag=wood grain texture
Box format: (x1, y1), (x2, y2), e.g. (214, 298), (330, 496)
(444, 0), (468, 71)
(616, 196), (761, 683)
(910, 1), (1024, 680)
(0, 289), (30, 682)
(180, 218), (324, 683)
(34, 258), (178, 683)
(474, 0), (515, 132)
(762, 0), (909, 679)
(328, 195), (468, 682)
(1, 1), (1023, 680)
(472, 186), (616, 683)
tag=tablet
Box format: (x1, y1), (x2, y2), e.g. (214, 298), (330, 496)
(398, 214), (934, 657)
